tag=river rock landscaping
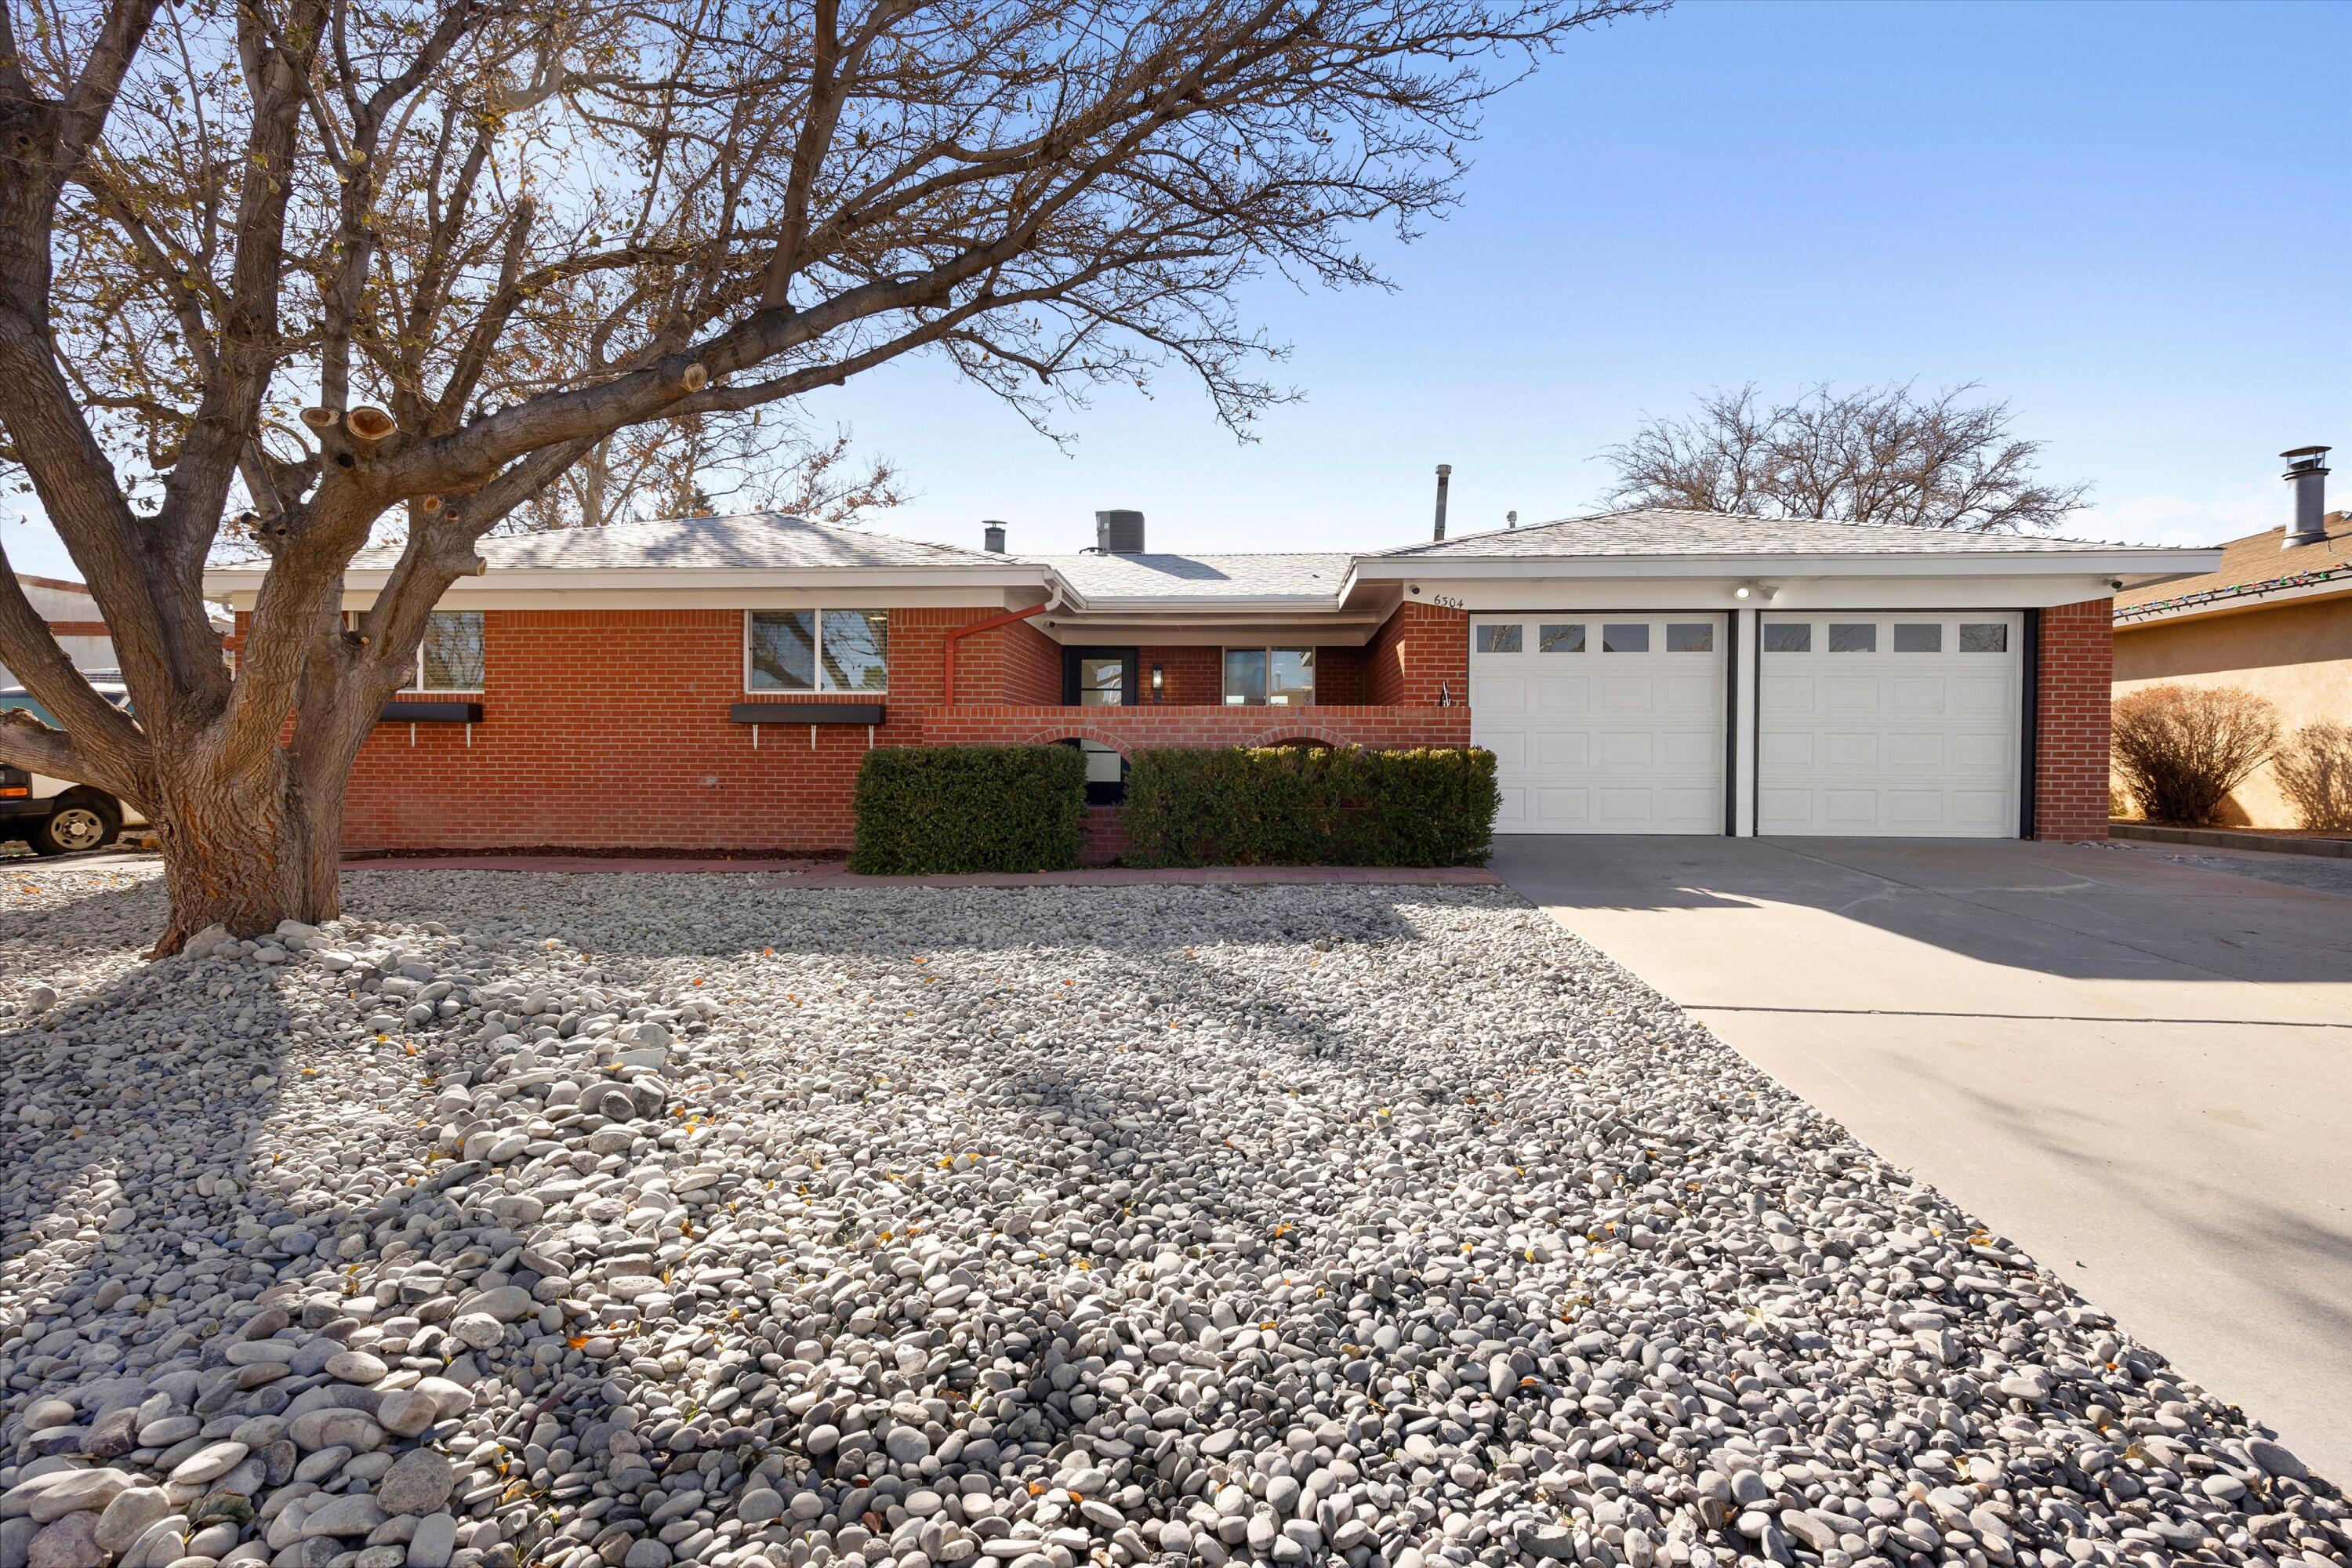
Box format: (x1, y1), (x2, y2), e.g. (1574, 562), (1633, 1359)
(1, 864), (2342, 1568)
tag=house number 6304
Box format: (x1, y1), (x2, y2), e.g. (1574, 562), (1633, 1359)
(1429, 593), (1465, 609)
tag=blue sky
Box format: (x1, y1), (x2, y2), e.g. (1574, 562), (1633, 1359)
(6, 0), (2348, 578)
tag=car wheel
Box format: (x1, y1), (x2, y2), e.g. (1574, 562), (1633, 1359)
(29, 798), (118, 856)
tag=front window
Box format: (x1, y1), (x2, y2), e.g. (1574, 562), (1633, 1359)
(1223, 648), (1313, 706)
(406, 612), (484, 692)
(820, 610), (889, 691)
(747, 609), (888, 692)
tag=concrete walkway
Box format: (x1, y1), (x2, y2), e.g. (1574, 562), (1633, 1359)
(1493, 835), (2352, 1485)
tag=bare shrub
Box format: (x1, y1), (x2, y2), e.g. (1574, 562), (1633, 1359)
(2110, 685), (2280, 826)
(2274, 720), (2352, 832)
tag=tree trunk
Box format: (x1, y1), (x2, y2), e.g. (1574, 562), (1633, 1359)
(148, 746), (345, 953)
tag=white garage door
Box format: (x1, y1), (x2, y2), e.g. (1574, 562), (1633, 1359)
(1472, 614), (1726, 833)
(1758, 612), (2023, 837)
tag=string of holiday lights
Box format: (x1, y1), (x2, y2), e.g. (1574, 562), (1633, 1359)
(2116, 560), (2352, 623)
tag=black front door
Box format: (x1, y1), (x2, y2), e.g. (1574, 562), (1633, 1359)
(1060, 647), (1136, 804)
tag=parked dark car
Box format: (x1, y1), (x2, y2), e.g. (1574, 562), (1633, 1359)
(0, 683), (142, 855)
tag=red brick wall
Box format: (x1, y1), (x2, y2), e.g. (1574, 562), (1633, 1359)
(1315, 646), (1369, 706)
(921, 705), (1470, 751)
(997, 619), (1062, 705)
(319, 605), (1472, 854)
(1133, 645), (1222, 705)
(341, 606), (1006, 853)
(1367, 602), (1471, 707)
(2035, 597), (2114, 840)
(1082, 806), (1131, 867)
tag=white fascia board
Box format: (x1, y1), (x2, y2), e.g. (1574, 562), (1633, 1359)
(202, 563), (1054, 612)
(1035, 615), (1387, 648)
(1348, 548), (2222, 584)
(1389, 573), (2165, 614)
(1049, 594), (1348, 616)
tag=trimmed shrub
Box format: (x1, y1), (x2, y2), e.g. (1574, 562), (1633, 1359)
(1122, 746), (1498, 868)
(2274, 720), (2352, 832)
(2110, 684), (2279, 826)
(850, 745), (1085, 873)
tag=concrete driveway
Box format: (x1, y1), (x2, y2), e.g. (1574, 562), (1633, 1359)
(1493, 835), (2352, 1485)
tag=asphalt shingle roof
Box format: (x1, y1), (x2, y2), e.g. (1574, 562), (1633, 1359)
(347, 511), (1010, 572)
(2112, 517), (2352, 615)
(1037, 552), (1353, 603)
(1375, 506), (2158, 560)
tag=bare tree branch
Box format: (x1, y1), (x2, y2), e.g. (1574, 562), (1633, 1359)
(1602, 381), (2091, 532)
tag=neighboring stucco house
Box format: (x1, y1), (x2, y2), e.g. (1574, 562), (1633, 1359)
(203, 506), (2216, 859)
(2113, 503), (2352, 828)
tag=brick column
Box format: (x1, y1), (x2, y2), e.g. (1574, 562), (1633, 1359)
(2033, 598), (2114, 840)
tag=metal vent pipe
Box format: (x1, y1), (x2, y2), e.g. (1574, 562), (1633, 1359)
(2283, 447), (2331, 548)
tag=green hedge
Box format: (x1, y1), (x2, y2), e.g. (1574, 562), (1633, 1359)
(1122, 746), (1498, 869)
(850, 745), (1086, 874)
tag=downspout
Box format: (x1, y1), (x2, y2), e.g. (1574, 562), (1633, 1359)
(943, 586), (1062, 706)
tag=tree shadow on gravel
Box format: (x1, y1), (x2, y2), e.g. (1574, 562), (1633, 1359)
(0, 876), (1444, 1392)
(0, 927), (611, 1404)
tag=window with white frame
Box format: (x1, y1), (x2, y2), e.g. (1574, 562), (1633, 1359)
(1222, 648), (1313, 706)
(402, 612), (485, 692)
(746, 610), (889, 693)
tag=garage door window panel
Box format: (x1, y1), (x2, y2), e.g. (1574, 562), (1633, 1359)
(1828, 623), (1878, 653)
(1539, 624), (1586, 653)
(1893, 624), (1943, 653)
(1961, 623), (2009, 652)
(1476, 624), (1523, 654)
(1602, 624), (1650, 653)
(1764, 623), (1811, 653)
(1667, 622), (1713, 652)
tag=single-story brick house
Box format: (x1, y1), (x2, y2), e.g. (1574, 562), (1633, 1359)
(203, 508), (2218, 858)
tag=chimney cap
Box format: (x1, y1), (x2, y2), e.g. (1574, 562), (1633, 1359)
(1436, 463), (1453, 476)
(2281, 445), (2331, 469)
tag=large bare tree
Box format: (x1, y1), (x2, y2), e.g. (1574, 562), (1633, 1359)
(0, 0), (1661, 949)
(1600, 382), (2092, 533)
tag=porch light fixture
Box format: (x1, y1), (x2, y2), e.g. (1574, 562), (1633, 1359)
(1733, 580), (1777, 602)
(1151, 663), (1164, 702)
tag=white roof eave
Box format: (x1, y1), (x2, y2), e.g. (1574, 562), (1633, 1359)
(1347, 549), (2223, 584)
(201, 561), (1058, 595)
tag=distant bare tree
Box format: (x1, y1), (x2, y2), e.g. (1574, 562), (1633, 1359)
(514, 422), (902, 534)
(0, 0), (1664, 948)
(1602, 382), (2091, 532)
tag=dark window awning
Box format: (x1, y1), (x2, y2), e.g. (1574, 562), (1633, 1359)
(380, 700), (483, 723)
(731, 702), (886, 725)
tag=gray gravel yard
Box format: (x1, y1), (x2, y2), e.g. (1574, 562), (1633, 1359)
(1, 866), (2343, 1568)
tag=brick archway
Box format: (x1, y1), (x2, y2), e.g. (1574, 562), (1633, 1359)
(1024, 724), (1137, 756)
